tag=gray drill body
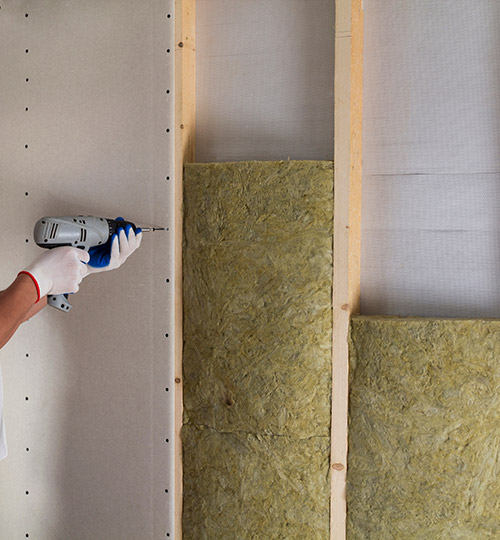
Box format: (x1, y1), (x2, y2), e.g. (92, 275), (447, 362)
(34, 216), (113, 251)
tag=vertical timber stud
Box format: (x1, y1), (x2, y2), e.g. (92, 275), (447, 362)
(175, 0), (195, 538)
(331, 0), (363, 538)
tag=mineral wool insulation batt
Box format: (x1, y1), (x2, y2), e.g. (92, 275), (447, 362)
(183, 161), (333, 539)
(348, 316), (500, 539)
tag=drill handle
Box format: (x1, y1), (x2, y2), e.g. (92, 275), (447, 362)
(48, 294), (72, 312)
(107, 219), (138, 236)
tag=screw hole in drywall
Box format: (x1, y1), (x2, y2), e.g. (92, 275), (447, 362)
(166, 278), (170, 283)
(166, 49), (171, 53)
(165, 388), (169, 392)
(26, 448), (29, 452)
(25, 353), (29, 357)
(167, 13), (171, 18)
(166, 176), (170, 180)
(165, 439), (169, 443)
(165, 489), (168, 493)
(25, 396), (29, 401)
(25, 107), (28, 111)
(26, 78), (29, 82)
(166, 128), (170, 133)
(25, 13), (28, 17)
(25, 239), (29, 243)
(25, 192), (28, 196)
(25, 144), (28, 149)
(25, 491), (29, 495)
(165, 333), (169, 338)
(165, 89), (170, 94)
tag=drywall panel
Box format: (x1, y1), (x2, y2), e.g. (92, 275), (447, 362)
(0, 2), (176, 539)
(361, 1), (500, 317)
(195, 0), (335, 162)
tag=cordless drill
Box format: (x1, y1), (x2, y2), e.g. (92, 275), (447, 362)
(33, 216), (165, 312)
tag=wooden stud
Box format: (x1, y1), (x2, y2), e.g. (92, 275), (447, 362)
(331, 0), (363, 539)
(175, 0), (196, 166)
(174, 1), (195, 538)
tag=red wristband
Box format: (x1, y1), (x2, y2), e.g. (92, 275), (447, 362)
(18, 271), (41, 303)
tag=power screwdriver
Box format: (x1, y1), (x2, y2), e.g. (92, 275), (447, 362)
(33, 216), (166, 312)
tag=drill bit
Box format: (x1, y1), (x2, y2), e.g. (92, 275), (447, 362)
(140, 226), (167, 232)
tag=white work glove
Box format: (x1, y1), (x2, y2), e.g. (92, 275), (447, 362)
(86, 224), (142, 274)
(21, 247), (90, 300)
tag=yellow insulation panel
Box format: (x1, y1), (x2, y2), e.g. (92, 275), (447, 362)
(348, 316), (500, 539)
(183, 161), (333, 538)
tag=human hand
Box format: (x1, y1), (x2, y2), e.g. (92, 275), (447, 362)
(21, 247), (90, 300)
(87, 218), (142, 274)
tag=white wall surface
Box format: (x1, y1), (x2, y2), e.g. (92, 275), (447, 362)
(362, 1), (500, 317)
(195, 0), (335, 162)
(0, 2), (176, 539)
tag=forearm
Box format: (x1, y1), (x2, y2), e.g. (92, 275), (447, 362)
(0, 274), (40, 349)
(22, 295), (47, 322)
